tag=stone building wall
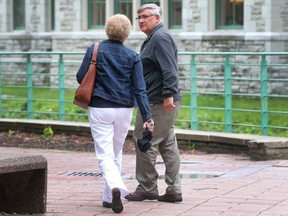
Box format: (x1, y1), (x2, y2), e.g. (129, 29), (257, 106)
(282, 1), (288, 32)
(0, 0), (2, 32)
(252, 0), (265, 32)
(0, 0), (10, 32)
(245, 0), (288, 32)
(57, 0), (81, 31)
(26, 0), (44, 32)
(0, 0), (288, 95)
(0, 33), (287, 95)
(186, 0), (200, 32)
(0, 34), (53, 85)
(175, 33), (288, 94)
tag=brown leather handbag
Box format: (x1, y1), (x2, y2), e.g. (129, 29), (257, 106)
(73, 43), (99, 109)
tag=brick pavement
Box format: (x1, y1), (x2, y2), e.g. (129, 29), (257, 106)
(1, 147), (288, 216)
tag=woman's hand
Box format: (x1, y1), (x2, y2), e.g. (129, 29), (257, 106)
(143, 119), (154, 132)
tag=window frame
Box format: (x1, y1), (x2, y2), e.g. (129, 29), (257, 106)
(51, 0), (55, 31)
(168, 0), (182, 29)
(88, 0), (106, 29)
(215, 0), (244, 30)
(85, 0), (182, 31)
(13, 0), (25, 30)
(141, 0), (160, 4)
(114, 0), (133, 22)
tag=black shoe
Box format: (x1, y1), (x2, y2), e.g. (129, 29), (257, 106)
(157, 193), (183, 203)
(124, 191), (158, 201)
(102, 201), (112, 208)
(112, 188), (123, 213)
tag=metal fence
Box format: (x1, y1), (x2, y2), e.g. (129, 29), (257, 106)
(178, 52), (288, 136)
(0, 51), (287, 137)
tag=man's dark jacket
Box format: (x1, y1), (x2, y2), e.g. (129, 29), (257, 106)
(140, 23), (182, 104)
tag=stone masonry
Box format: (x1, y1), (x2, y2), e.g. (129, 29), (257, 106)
(0, 0), (288, 94)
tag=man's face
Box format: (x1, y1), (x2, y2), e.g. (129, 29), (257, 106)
(137, 9), (159, 36)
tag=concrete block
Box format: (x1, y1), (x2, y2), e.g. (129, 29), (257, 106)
(244, 5), (252, 21)
(245, 0), (255, 6)
(262, 5), (271, 18)
(248, 138), (288, 160)
(175, 129), (210, 142)
(195, 23), (208, 32)
(198, 0), (208, 8)
(0, 154), (47, 214)
(209, 134), (245, 146)
(202, 32), (245, 41)
(245, 21), (257, 32)
(1, 119), (288, 161)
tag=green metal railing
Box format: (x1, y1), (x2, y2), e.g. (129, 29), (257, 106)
(0, 52), (84, 121)
(178, 52), (288, 136)
(0, 51), (288, 136)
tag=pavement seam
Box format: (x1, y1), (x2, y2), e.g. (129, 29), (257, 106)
(220, 163), (274, 178)
(256, 181), (288, 216)
(221, 179), (262, 196)
(181, 195), (226, 215)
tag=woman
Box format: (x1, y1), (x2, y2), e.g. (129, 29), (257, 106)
(76, 14), (154, 213)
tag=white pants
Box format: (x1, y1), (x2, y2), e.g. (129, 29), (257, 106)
(88, 107), (133, 203)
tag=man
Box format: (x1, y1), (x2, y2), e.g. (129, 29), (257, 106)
(125, 4), (182, 203)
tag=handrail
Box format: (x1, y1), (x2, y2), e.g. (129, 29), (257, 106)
(0, 51), (287, 137)
(1, 51), (288, 55)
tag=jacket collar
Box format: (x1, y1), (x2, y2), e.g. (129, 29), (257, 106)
(145, 22), (163, 42)
(102, 39), (123, 45)
(140, 23), (163, 52)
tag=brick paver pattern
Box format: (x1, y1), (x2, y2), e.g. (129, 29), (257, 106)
(1, 147), (288, 216)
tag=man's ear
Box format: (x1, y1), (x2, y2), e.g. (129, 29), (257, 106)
(155, 14), (160, 24)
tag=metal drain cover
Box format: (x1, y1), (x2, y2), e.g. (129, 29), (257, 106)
(59, 172), (219, 179)
(59, 171), (134, 179)
(59, 171), (102, 177)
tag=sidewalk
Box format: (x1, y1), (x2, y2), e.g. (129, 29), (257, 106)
(1, 147), (288, 216)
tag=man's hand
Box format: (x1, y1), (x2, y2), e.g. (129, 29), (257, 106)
(143, 119), (154, 132)
(164, 97), (176, 112)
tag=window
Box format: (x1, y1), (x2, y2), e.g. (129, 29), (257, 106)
(141, 0), (160, 5)
(216, 0), (244, 29)
(86, 0), (182, 31)
(88, 0), (106, 29)
(13, 0), (25, 30)
(51, 0), (55, 30)
(140, 0), (182, 29)
(169, 0), (182, 29)
(114, 0), (133, 22)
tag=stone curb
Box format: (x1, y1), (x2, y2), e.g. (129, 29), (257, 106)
(1, 118), (288, 160)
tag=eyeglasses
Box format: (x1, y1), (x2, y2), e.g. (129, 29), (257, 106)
(135, 14), (155, 21)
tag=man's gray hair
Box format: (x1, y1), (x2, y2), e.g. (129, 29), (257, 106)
(137, 4), (162, 20)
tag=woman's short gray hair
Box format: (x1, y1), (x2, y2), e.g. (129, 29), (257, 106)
(137, 4), (162, 20)
(105, 14), (131, 43)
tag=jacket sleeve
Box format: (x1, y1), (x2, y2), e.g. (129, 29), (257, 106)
(153, 36), (179, 98)
(131, 55), (152, 123)
(76, 44), (94, 84)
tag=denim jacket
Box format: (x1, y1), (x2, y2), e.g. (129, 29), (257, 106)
(76, 40), (152, 122)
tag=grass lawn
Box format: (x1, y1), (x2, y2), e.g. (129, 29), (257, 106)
(1, 88), (288, 137)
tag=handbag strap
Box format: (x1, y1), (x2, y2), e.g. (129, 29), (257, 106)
(90, 43), (99, 65)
